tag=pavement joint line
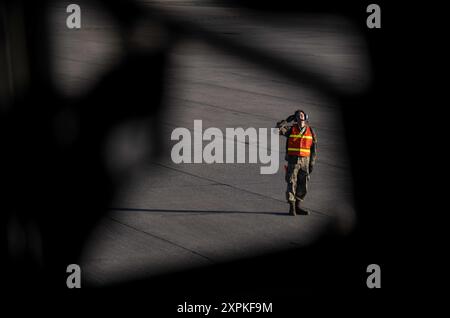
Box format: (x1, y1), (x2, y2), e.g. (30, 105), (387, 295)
(106, 215), (216, 264)
(172, 96), (276, 121)
(185, 80), (337, 110)
(152, 161), (330, 217)
(133, 183), (221, 190)
(228, 71), (307, 88)
(168, 96), (346, 134)
(50, 57), (118, 67)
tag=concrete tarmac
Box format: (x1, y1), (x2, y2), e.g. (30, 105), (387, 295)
(49, 1), (367, 285)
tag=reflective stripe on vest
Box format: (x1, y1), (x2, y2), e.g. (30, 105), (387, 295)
(287, 148), (311, 153)
(287, 125), (313, 157)
(288, 134), (313, 139)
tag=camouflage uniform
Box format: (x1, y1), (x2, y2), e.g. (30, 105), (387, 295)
(278, 122), (317, 204)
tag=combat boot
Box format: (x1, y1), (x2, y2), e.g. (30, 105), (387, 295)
(289, 202), (296, 216)
(295, 201), (309, 215)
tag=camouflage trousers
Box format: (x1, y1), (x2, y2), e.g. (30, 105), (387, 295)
(285, 155), (310, 203)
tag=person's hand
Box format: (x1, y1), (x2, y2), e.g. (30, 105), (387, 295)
(276, 120), (287, 128)
(286, 114), (296, 122)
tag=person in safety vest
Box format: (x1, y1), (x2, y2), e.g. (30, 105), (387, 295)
(276, 110), (317, 216)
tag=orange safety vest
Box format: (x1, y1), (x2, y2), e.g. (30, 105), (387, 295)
(287, 125), (313, 157)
